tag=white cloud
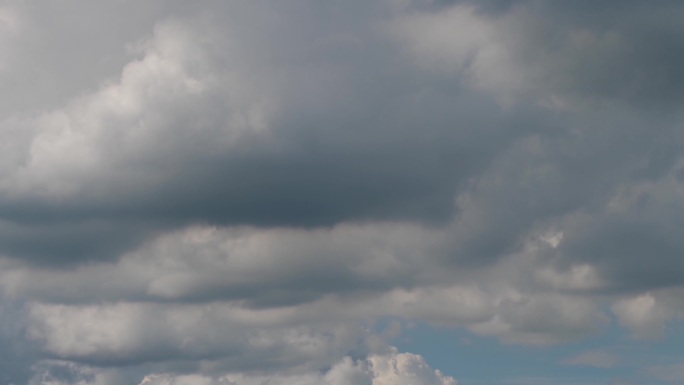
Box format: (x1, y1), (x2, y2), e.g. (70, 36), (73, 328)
(2, 17), (274, 200)
(27, 350), (457, 385)
(136, 349), (455, 385)
(612, 293), (672, 339)
(369, 349), (456, 385)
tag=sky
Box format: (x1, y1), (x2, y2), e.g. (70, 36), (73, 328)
(1, 0), (684, 384)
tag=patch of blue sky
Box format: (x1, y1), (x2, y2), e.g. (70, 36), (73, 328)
(384, 317), (677, 385)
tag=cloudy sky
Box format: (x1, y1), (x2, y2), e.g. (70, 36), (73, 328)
(2, 0), (684, 384)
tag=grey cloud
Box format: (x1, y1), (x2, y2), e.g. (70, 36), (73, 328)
(550, 163), (684, 293)
(0, 224), (438, 306)
(26, 301), (374, 371)
(0, 0), (529, 265)
(31, 350), (456, 385)
(0, 300), (37, 385)
(468, 293), (607, 345)
(0, 0), (188, 118)
(3, 0), (684, 383)
(647, 363), (684, 383)
(398, 0), (684, 108)
(562, 350), (620, 369)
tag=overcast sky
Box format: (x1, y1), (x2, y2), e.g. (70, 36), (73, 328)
(2, 1), (684, 384)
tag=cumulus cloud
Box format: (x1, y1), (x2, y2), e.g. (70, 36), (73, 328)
(1, 223), (606, 361)
(611, 293), (672, 339)
(135, 350), (455, 385)
(25, 350), (456, 385)
(0, 0), (518, 266)
(2, 0), (684, 384)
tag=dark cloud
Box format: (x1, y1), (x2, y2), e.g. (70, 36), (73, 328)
(2, 0), (684, 383)
(0, 0), (533, 265)
(0, 300), (37, 385)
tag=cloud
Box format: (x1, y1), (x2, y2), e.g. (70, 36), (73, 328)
(562, 350), (620, 369)
(26, 349), (456, 385)
(611, 293), (672, 339)
(393, 0), (684, 109)
(134, 350), (456, 385)
(0, 1), (521, 266)
(647, 363), (684, 383)
(469, 293), (607, 345)
(2, 0), (684, 383)
(26, 301), (376, 371)
(3, 223), (607, 362)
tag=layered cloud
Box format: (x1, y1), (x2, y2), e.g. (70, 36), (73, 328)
(2, 0), (684, 384)
(29, 350), (456, 385)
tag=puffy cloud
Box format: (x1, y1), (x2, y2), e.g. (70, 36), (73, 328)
(136, 350), (455, 385)
(2, 0), (684, 384)
(611, 293), (672, 339)
(368, 350), (456, 385)
(25, 350), (456, 385)
(0, 0), (519, 266)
